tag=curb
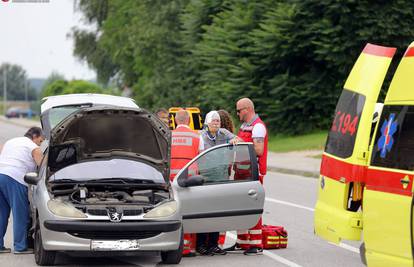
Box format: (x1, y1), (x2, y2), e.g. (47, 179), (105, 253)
(0, 116), (41, 128)
(267, 166), (319, 178)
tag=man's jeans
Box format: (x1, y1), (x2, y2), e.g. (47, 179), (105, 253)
(0, 173), (29, 251)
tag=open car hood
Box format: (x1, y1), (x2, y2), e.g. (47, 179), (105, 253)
(48, 107), (171, 182)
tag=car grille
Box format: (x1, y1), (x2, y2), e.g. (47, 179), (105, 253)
(123, 209), (143, 216)
(68, 230), (161, 240)
(86, 209), (143, 216)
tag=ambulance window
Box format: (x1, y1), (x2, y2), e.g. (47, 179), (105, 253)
(371, 105), (414, 171)
(192, 113), (203, 130)
(325, 89), (365, 158)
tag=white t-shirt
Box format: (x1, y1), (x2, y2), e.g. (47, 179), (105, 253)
(0, 137), (38, 186)
(252, 123), (267, 138)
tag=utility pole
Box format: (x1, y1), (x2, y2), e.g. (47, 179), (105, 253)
(3, 68), (6, 115)
(25, 79), (28, 102)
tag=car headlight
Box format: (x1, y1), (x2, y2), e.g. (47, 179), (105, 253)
(144, 201), (177, 218)
(47, 200), (87, 218)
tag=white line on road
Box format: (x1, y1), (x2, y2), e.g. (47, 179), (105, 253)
(265, 197), (360, 254)
(227, 232), (303, 267)
(334, 242), (360, 254)
(266, 197), (315, 212)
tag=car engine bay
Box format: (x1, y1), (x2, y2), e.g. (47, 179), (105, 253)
(48, 182), (171, 215)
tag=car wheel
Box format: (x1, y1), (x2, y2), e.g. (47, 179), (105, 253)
(34, 224), (56, 266)
(160, 230), (183, 264)
(359, 242), (367, 266)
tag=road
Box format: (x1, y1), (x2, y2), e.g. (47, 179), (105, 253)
(0, 120), (364, 267)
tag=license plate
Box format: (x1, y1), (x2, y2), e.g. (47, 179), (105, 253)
(91, 240), (140, 251)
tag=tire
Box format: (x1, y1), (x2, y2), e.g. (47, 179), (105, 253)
(34, 224), (56, 266)
(160, 230), (183, 264)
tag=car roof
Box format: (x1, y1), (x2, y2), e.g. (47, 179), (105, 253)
(41, 93), (138, 113)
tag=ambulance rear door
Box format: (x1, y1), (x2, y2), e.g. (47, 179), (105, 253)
(314, 44), (396, 243)
(363, 42), (414, 267)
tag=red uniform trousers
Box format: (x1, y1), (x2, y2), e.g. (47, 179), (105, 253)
(236, 175), (264, 249)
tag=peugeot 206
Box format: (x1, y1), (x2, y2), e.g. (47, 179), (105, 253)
(25, 95), (264, 265)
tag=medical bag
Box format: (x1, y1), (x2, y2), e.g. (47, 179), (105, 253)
(262, 225), (288, 249)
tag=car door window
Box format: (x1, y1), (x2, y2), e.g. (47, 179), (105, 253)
(325, 89), (365, 158)
(371, 105), (414, 170)
(179, 144), (258, 184)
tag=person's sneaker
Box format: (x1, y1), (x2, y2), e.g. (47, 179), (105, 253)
(0, 247), (11, 253)
(209, 246), (227, 255)
(196, 246), (214, 256)
(243, 247), (263, 255)
(223, 244), (243, 252)
(13, 248), (34, 255)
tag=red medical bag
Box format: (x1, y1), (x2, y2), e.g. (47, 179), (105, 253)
(262, 225), (288, 249)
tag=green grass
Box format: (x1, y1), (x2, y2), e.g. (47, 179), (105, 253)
(268, 131), (327, 152)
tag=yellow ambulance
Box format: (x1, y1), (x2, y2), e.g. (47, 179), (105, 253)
(314, 42), (414, 266)
(168, 107), (203, 130)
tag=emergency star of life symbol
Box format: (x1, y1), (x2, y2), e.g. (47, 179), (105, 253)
(378, 113), (398, 158)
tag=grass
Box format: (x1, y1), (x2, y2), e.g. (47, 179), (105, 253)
(268, 131), (327, 153)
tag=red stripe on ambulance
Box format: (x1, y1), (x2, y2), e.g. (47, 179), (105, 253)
(320, 154), (367, 183)
(403, 47), (414, 57)
(362, 43), (396, 58)
(321, 154), (412, 197)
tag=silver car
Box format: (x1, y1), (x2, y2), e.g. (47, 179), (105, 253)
(25, 95), (265, 265)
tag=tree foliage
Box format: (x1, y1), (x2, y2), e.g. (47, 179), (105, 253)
(0, 63), (37, 101)
(73, 0), (414, 134)
(42, 79), (104, 97)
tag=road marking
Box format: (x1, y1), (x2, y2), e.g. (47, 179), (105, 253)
(263, 250), (304, 267)
(334, 242), (360, 254)
(227, 232), (303, 267)
(266, 197), (315, 212)
(265, 197), (360, 254)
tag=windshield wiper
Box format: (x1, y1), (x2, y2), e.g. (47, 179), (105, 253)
(84, 178), (159, 184)
(49, 179), (79, 184)
(49, 178), (167, 189)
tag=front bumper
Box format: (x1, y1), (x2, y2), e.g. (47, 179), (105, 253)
(41, 220), (182, 251)
(44, 220), (181, 233)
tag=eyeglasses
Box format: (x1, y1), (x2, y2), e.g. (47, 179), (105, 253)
(236, 107), (247, 114)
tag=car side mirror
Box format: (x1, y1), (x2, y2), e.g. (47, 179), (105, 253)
(24, 172), (40, 185)
(178, 175), (205, 187)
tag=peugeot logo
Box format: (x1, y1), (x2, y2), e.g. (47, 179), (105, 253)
(107, 209), (123, 222)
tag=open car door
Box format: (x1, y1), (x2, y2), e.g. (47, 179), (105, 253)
(173, 143), (265, 233)
(363, 42), (414, 267)
(314, 44), (396, 243)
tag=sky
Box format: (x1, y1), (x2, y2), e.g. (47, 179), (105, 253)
(0, 0), (96, 80)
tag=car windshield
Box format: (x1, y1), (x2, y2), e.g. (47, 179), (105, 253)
(48, 106), (84, 129)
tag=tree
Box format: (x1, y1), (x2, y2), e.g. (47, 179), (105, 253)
(0, 63), (37, 101)
(42, 79), (104, 97)
(42, 72), (65, 90)
(72, 0), (414, 134)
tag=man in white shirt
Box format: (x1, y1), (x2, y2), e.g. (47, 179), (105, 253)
(0, 127), (44, 254)
(233, 98), (268, 255)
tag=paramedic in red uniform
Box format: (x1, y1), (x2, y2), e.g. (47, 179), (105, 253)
(235, 97), (268, 255)
(170, 109), (204, 257)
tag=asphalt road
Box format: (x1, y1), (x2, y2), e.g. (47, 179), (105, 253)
(0, 121), (364, 267)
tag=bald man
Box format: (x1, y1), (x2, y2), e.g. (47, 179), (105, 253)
(234, 97), (268, 255)
(170, 109), (203, 257)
